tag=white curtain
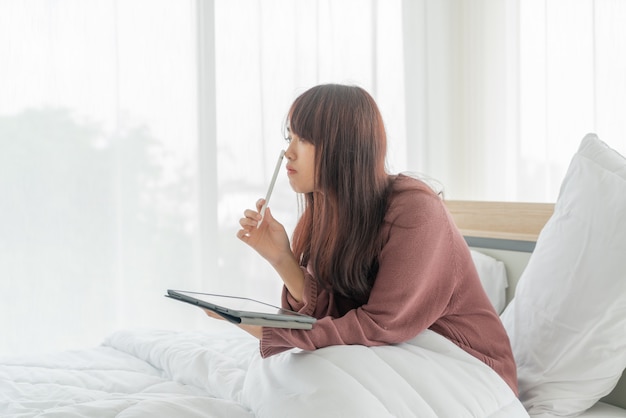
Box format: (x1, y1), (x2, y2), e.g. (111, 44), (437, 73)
(1, 0), (625, 357)
(0, 0), (406, 356)
(0, 0), (209, 356)
(407, 0), (626, 201)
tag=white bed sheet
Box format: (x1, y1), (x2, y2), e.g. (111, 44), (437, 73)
(574, 403), (626, 418)
(0, 330), (255, 418)
(1, 328), (527, 417)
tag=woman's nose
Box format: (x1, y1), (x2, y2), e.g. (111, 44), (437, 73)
(284, 143), (295, 160)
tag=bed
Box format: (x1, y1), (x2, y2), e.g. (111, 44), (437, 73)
(446, 199), (626, 418)
(1, 134), (625, 417)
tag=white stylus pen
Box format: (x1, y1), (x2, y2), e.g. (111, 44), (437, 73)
(258, 149), (286, 227)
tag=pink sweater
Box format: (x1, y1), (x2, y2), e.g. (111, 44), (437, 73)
(260, 175), (518, 395)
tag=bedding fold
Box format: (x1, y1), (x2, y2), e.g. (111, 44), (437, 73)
(1, 328), (528, 417)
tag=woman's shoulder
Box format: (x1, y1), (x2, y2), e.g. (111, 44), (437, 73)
(385, 173), (446, 225)
(389, 173), (442, 200)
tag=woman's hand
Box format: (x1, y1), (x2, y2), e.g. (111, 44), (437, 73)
(202, 308), (263, 339)
(236, 199), (293, 267)
(236, 199), (305, 302)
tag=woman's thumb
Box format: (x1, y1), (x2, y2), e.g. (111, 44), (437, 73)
(263, 206), (274, 223)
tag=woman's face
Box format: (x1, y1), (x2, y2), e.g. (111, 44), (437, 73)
(284, 132), (316, 194)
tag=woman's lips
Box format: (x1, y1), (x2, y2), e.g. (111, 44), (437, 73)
(286, 165), (296, 175)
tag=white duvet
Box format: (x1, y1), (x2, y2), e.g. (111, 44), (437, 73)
(0, 328), (528, 417)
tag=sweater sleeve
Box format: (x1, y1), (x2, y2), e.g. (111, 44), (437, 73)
(260, 189), (461, 357)
(281, 266), (327, 316)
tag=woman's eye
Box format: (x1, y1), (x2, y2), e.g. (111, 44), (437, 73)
(285, 136), (292, 144)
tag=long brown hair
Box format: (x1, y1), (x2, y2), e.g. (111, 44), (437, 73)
(288, 84), (390, 302)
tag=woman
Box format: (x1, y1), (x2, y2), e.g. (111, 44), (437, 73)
(231, 84), (517, 394)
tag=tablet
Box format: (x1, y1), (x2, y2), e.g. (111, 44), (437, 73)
(165, 289), (316, 329)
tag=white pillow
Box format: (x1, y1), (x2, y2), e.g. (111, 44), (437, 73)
(471, 250), (508, 314)
(501, 134), (626, 417)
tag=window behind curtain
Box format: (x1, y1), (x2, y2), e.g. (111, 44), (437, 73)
(0, 0), (406, 356)
(0, 0), (214, 356)
(5, 0), (621, 357)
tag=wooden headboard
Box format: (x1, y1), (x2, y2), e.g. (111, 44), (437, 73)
(444, 200), (554, 243)
(444, 200), (625, 410)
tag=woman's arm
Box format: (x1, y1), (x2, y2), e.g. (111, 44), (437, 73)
(237, 201), (305, 302)
(259, 191), (461, 357)
(270, 249), (305, 303)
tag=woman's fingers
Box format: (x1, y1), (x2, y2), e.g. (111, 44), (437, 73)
(236, 200), (283, 249)
(203, 308), (225, 320)
(238, 209), (262, 231)
(243, 208), (262, 222)
(236, 228), (249, 240)
(237, 208), (262, 241)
